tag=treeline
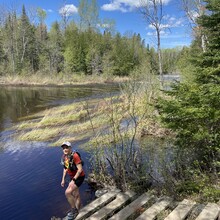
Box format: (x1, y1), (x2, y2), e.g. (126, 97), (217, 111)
(0, 4), (183, 77)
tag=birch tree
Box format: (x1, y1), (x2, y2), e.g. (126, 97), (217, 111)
(78, 0), (99, 30)
(139, 0), (165, 88)
(59, 1), (77, 31)
(182, 0), (207, 52)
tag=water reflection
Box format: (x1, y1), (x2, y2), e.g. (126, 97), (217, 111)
(140, 136), (175, 183)
(0, 84), (119, 131)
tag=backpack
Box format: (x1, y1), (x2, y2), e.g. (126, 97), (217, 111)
(61, 151), (84, 171)
(73, 151), (84, 166)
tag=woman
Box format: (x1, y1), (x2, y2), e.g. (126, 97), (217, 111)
(60, 141), (85, 219)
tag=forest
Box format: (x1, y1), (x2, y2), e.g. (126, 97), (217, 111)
(0, 1), (185, 79)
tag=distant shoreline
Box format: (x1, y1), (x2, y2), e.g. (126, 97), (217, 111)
(0, 75), (129, 87)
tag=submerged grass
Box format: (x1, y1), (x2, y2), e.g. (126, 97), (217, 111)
(14, 93), (150, 146)
(14, 97), (118, 145)
(13, 78), (166, 147)
(19, 127), (62, 141)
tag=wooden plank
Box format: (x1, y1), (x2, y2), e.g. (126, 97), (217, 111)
(62, 190), (119, 220)
(135, 197), (172, 220)
(86, 190), (136, 220)
(195, 203), (220, 220)
(164, 199), (196, 220)
(109, 192), (153, 220)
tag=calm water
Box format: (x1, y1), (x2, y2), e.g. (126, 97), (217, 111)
(0, 84), (119, 220)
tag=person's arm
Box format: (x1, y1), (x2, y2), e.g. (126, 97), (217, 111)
(61, 168), (67, 187)
(73, 163), (83, 181)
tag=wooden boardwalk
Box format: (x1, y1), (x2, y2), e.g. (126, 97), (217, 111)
(52, 190), (220, 220)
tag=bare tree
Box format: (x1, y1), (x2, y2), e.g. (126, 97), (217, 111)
(181, 0), (206, 52)
(59, 0), (77, 31)
(139, 0), (165, 88)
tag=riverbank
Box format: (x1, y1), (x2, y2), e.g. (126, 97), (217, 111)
(0, 73), (130, 87)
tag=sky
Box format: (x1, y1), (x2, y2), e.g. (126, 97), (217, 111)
(0, 0), (193, 48)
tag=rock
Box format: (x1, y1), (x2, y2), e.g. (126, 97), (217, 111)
(95, 188), (109, 198)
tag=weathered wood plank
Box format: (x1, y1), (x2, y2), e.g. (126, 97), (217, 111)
(86, 190), (136, 220)
(195, 203), (220, 220)
(62, 190), (119, 220)
(109, 192), (153, 220)
(135, 197), (172, 220)
(164, 199), (196, 220)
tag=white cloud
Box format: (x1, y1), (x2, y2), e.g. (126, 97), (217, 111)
(147, 29), (169, 37)
(59, 4), (78, 16)
(146, 15), (186, 40)
(101, 0), (171, 12)
(148, 15), (185, 30)
(47, 9), (53, 13)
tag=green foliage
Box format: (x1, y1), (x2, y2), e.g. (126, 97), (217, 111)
(78, 0), (99, 30)
(47, 21), (64, 73)
(0, 2), (186, 78)
(176, 46), (197, 82)
(157, 0), (220, 171)
(0, 2), (154, 77)
(161, 47), (182, 74)
(175, 172), (220, 202)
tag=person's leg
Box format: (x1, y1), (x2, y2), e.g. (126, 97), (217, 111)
(73, 188), (81, 210)
(73, 175), (85, 210)
(65, 181), (79, 219)
(65, 180), (78, 209)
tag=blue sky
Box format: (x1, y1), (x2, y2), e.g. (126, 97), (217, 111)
(0, 0), (193, 48)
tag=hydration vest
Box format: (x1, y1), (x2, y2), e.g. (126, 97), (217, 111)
(61, 151), (84, 171)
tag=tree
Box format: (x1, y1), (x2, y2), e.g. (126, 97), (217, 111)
(59, 1), (77, 31)
(17, 5), (39, 72)
(182, 0), (207, 52)
(47, 21), (64, 73)
(0, 28), (6, 73)
(64, 22), (87, 73)
(4, 12), (18, 74)
(36, 7), (47, 41)
(158, 0), (220, 171)
(78, 0), (99, 30)
(139, 0), (165, 88)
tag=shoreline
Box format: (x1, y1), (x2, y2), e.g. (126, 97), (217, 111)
(0, 75), (130, 87)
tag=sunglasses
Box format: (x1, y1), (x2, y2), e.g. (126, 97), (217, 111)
(62, 146), (70, 149)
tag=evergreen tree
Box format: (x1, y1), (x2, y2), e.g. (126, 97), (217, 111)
(4, 12), (18, 74)
(0, 28), (5, 73)
(64, 22), (87, 73)
(85, 30), (102, 75)
(158, 0), (220, 171)
(18, 5), (39, 72)
(48, 21), (64, 73)
(35, 8), (48, 72)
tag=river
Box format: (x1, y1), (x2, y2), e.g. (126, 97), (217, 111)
(0, 84), (119, 220)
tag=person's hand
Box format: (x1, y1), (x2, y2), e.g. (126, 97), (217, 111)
(61, 180), (65, 187)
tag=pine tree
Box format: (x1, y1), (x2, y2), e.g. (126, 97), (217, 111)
(18, 5), (39, 72)
(48, 21), (64, 73)
(158, 0), (220, 171)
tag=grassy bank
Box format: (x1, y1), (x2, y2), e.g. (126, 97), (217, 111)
(0, 73), (129, 86)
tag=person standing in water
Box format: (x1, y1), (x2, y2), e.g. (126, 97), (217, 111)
(60, 141), (85, 219)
